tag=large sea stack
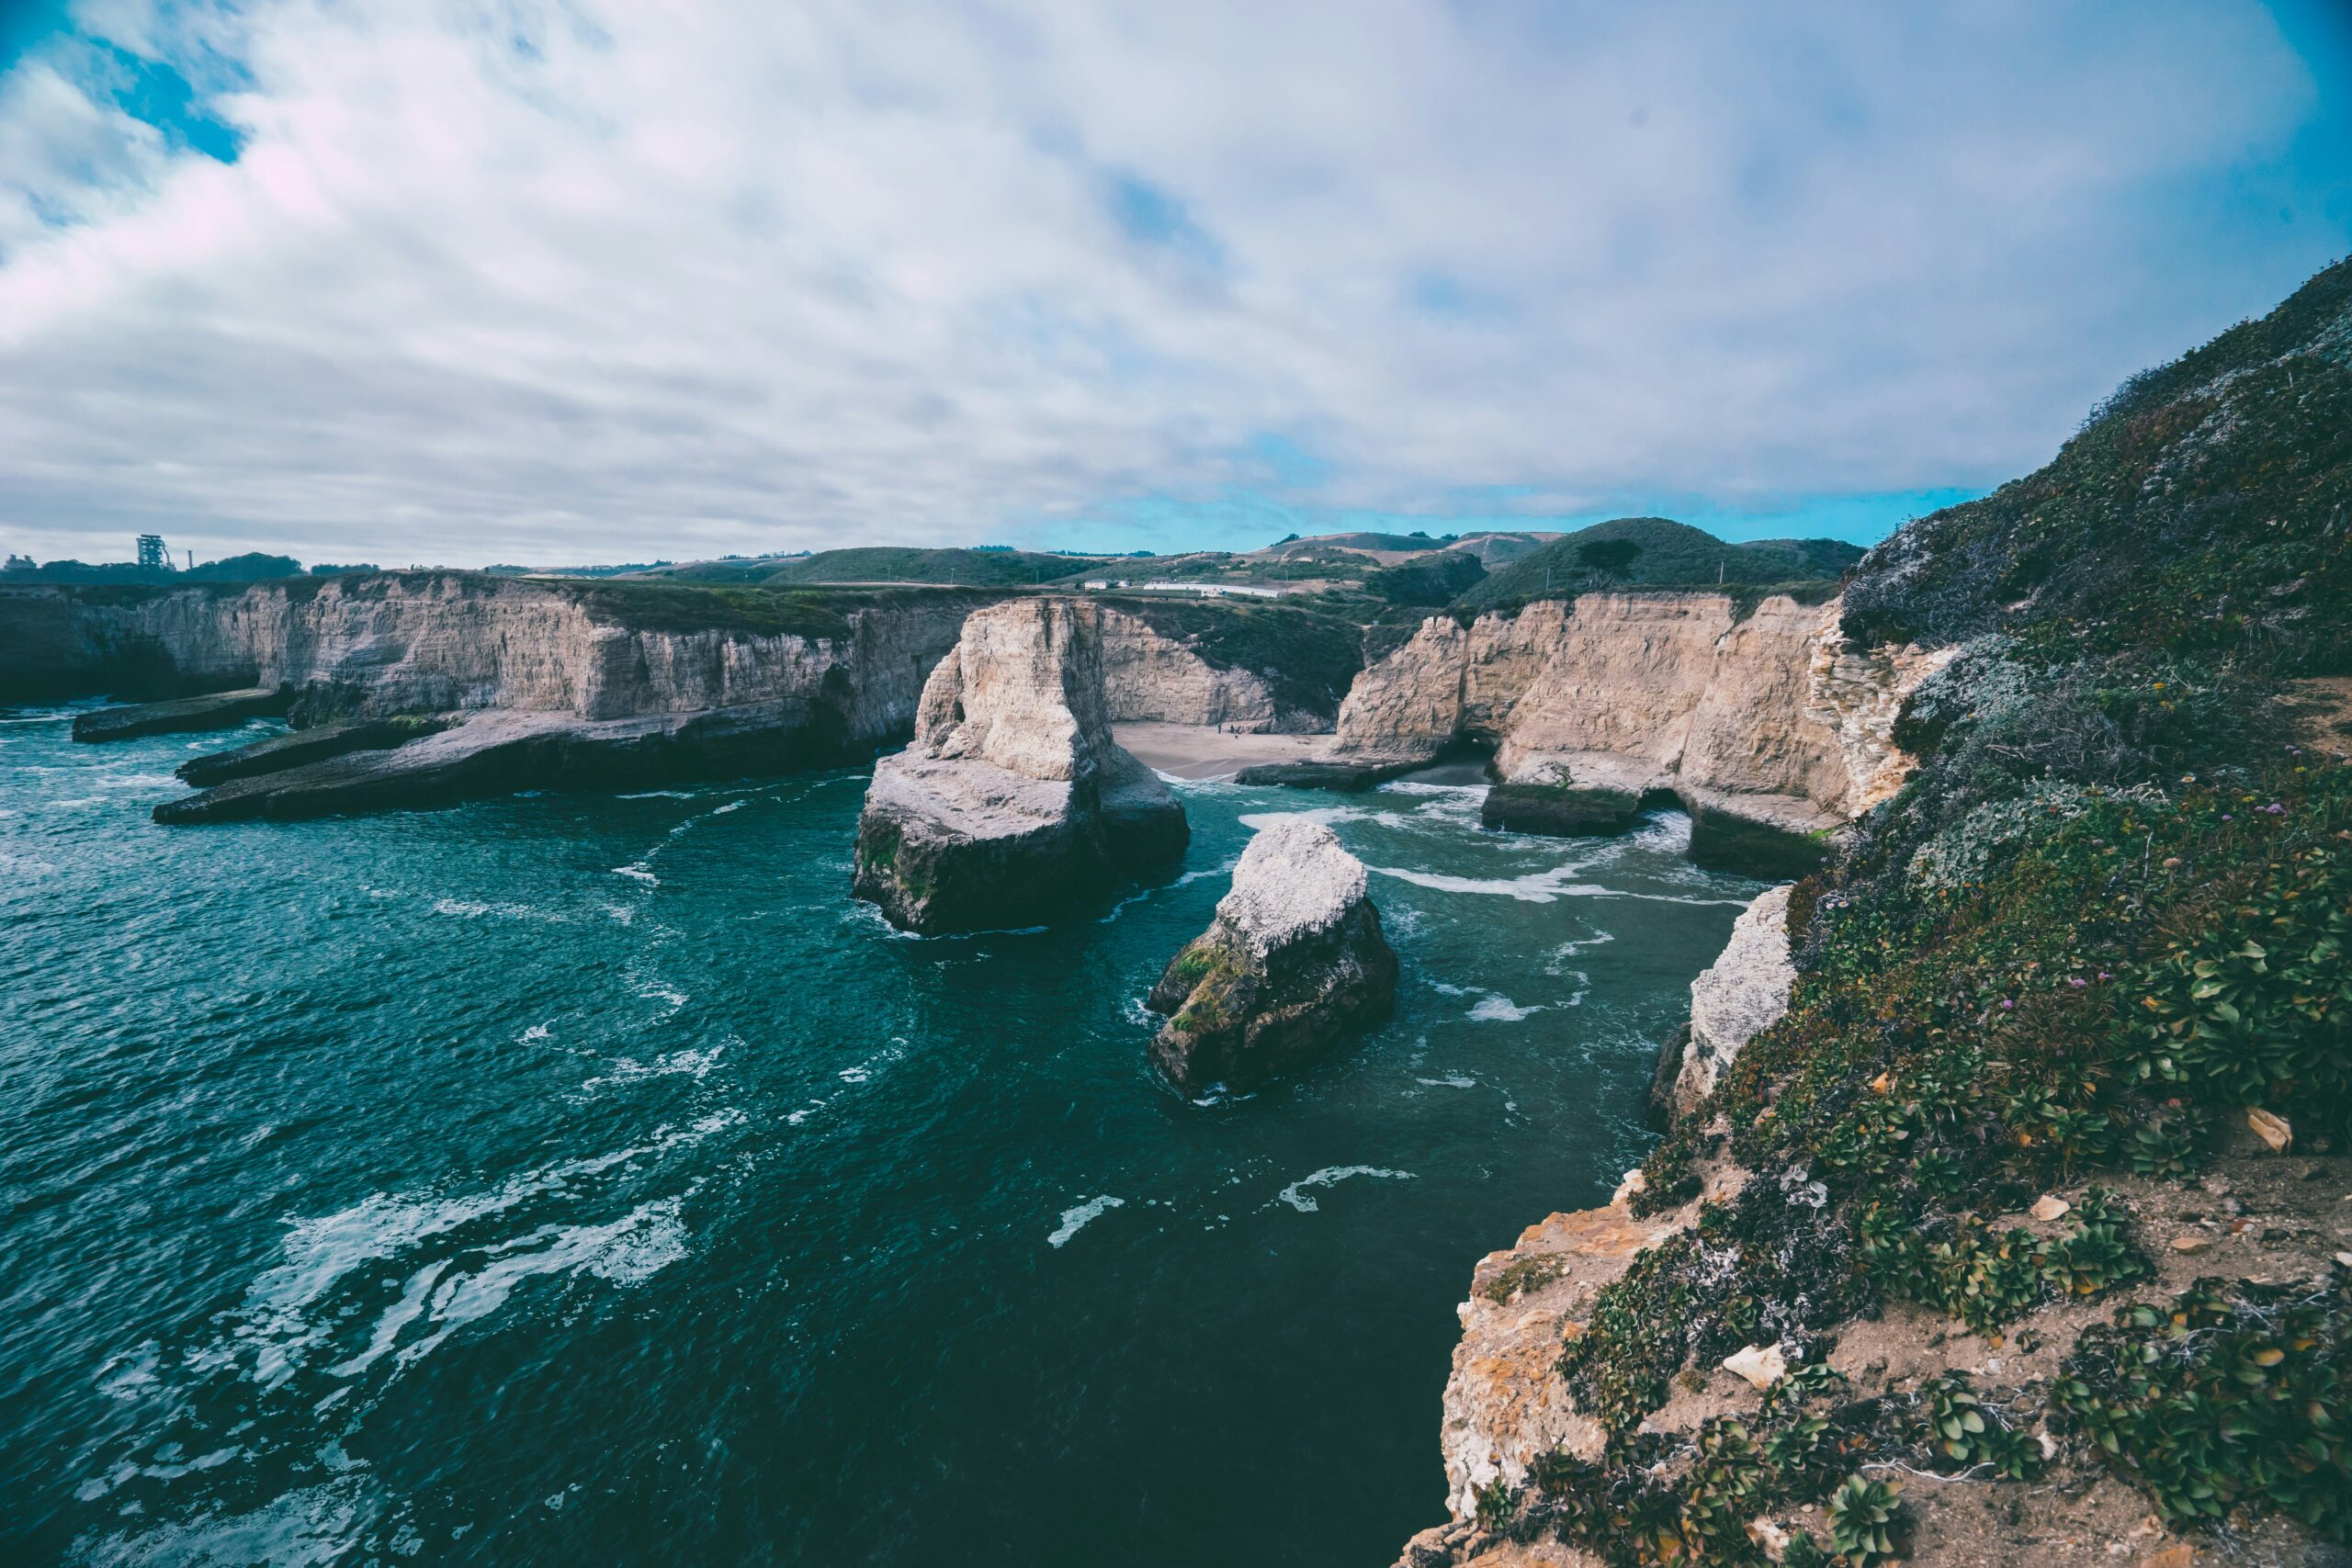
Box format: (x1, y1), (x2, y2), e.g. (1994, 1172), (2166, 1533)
(1146, 818), (1397, 1095)
(852, 596), (1188, 933)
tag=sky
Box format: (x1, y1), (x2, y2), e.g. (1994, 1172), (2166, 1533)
(0, 1), (2346, 570)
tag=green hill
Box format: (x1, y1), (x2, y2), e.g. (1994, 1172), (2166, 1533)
(759, 547), (1099, 588)
(1846, 255), (2352, 671)
(1454, 517), (1862, 609)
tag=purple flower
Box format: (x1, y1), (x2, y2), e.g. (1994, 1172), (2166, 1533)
(2222, 814), (2233, 820)
(2098, 971), (2112, 981)
(2000, 998), (2015, 1010)
(2067, 977), (2086, 988)
(2264, 803), (2284, 814)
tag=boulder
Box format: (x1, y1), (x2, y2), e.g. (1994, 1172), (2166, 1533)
(1146, 818), (1396, 1095)
(852, 597), (1187, 933)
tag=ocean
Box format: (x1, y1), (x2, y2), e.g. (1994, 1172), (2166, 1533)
(0, 705), (1759, 1565)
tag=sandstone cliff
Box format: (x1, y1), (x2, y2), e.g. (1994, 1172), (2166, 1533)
(1306, 593), (1949, 861)
(1669, 884), (1795, 1117)
(1146, 818), (1397, 1095)
(3, 574), (1352, 819)
(852, 598), (1187, 932)
(1101, 605), (1295, 732)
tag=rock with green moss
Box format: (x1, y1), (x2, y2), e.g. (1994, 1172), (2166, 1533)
(1146, 818), (1396, 1095)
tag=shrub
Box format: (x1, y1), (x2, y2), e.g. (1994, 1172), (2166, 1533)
(2056, 1274), (2351, 1539)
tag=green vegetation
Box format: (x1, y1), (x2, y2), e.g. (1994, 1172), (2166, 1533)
(2056, 1275), (2350, 1535)
(1479, 1255), (1570, 1304)
(1456, 518), (1863, 612)
(1844, 256), (2352, 673)
(551, 580), (1001, 639)
(1473, 260), (2352, 1564)
(760, 547), (1100, 588)
(1824, 1475), (1904, 1565)
(1363, 550), (1487, 605)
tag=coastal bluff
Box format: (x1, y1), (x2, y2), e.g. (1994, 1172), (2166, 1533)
(852, 597), (1187, 933)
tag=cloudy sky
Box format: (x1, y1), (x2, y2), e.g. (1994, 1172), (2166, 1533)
(1, 0), (2346, 569)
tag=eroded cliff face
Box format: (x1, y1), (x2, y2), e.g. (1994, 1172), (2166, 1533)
(1099, 606), (1297, 732)
(1332, 592), (1946, 831)
(6, 576), (1342, 738)
(8, 574), (975, 741)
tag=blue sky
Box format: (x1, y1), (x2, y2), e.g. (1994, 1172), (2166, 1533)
(0, 1), (2346, 567)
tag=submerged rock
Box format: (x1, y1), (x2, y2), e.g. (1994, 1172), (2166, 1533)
(1146, 818), (1396, 1095)
(852, 597), (1187, 933)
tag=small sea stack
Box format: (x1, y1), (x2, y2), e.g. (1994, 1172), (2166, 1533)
(852, 596), (1188, 933)
(1146, 818), (1397, 1096)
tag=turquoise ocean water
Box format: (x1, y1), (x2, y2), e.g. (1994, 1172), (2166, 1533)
(0, 705), (1759, 1565)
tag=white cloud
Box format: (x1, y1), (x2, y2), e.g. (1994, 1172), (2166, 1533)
(0, 0), (2339, 565)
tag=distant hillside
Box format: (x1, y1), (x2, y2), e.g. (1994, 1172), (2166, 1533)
(758, 547), (1099, 588)
(1441, 531), (1558, 568)
(1454, 517), (1862, 609)
(1847, 254), (2352, 671)
(1258, 531), (1450, 558)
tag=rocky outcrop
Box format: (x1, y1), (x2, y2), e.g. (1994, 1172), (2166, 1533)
(173, 717), (447, 787)
(72, 684), (292, 741)
(1669, 884), (1796, 1117)
(1099, 606), (1289, 732)
(1430, 1164), (1743, 1527)
(1145, 818), (1397, 1095)
(852, 598), (1187, 933)
(4, 573), (995, 819)
(1306, 592), (1947, 867)
(151, 703), (831, 823)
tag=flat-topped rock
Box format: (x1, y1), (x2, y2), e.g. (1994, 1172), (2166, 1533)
(175, 716), (447, 787)
(1146, 818), (1396, 1095)
(153, 700), (834, 823)
(852, 598), (1187, 933)
(73, 684), (291, 742)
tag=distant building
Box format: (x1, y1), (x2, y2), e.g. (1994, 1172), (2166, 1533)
(4, 553), (33, 573)
(136, 534), (170, 570)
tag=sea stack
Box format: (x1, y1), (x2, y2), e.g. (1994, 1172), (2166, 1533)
(852, 596), (1188, 933)
(1146, 818), (1397, 1095)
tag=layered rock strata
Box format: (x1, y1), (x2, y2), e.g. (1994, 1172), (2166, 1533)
(6, 574), (1351, 820)
(3, 573), (989, 819)
(1145, 818), (1396, 1095)
(1262, 592), (1950, 870)
(852, 598), (1187, 933)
